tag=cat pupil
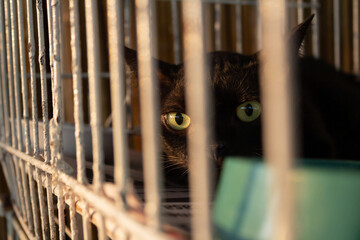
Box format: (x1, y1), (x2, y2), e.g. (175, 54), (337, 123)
(245, 104), (253, 116)
(175, 113), (183, 125)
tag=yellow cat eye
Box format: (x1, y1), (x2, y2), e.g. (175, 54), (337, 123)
(166, 112), (191, 130)
(236, 101), (261, 122)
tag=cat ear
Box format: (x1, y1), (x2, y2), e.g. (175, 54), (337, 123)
(288, 14), (314, 54)
(124, 46), (180, 96)
(124, 46), (139, 79)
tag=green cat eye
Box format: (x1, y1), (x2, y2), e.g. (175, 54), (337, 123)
(166, 112), (191, 130)
(236, 101), (261, 122)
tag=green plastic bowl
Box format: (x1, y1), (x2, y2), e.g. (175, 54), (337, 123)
(213, 158), (360, 240)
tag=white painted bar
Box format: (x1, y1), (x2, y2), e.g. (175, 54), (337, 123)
(182, 0), (214, 239)
(260, 0), (295, 239)
(84, 0), (105, 192)
(135, 0), (164, 230)
(84, 1), (106, 239)
(106, 0), (130, 208)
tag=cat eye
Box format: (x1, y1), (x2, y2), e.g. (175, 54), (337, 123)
(236, 101), (261, 122)
(166, 112), (191, 130)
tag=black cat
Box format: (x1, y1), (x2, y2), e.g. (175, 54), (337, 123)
(125, 16), (360, 184)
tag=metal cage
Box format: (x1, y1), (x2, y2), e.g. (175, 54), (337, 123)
(0, 0), (358, 239)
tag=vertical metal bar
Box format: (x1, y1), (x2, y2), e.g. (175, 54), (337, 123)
(124, 0), (133, 130)
(84, 0), (105, 192)
(353, 0), (359, 73)
(35, 1), (56, 239)
(214, 3), (221, 50)
(25, 0), (39, 158)
(69, 192), (78, 240)
(9, 0), (23, 154)
(3, 157), (18, 204)
(28, 164), (41, 239)
(235, 3), (243, 53)
(297, 0), (304, 23)
(107, 0), (130, 208)
(46, 0), (54, 102)
(6, 212), (14, 240)
(171, 0), (181, 63)
(51, 2), (65, 239)
(135, 0), (163, 230)
(69, 0), (87, 185)
(0, 3), (5, 145)
(36, 0), (51, 165)
(0, 0), (10, 144)
(5, 0), (27, 221)
(297, 0), (304, 55)
(333, 0), (341, 69)
(84, 1), (106, 239)
(15, 0), (36, 235)
(256, 0), (262, 50)
(311, 0), (320, 58)
(15, 0), (30, 154)
(82, 202), (91, 240)
(51, 0), (63, 166)
(57, 183), (65, 240)
(260, 0), (295, 239)
(25, 1), (49, 238)
(182, 0), (214, 239)
(9, 0), (33, 232)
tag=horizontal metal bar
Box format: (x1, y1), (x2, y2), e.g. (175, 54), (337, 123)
(0, 142), (172, 240)
(157, 0), (319, 8)
(25, 72), (111, 79)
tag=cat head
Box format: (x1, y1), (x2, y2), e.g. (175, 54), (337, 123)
(124, 15), (313, 179)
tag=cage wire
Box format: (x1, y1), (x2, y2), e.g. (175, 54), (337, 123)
(0, 0), (358, 239)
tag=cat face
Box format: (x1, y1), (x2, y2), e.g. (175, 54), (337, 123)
(158, 54), (262, 172)
(124, 15), (313, 176)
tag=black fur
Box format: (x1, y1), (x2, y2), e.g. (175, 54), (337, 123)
(124, 15), (360, 184)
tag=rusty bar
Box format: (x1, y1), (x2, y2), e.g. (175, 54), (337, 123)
(35, 1), (56, 239)
(69, 0), (87, 184)
(69, 192), (79, 240)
